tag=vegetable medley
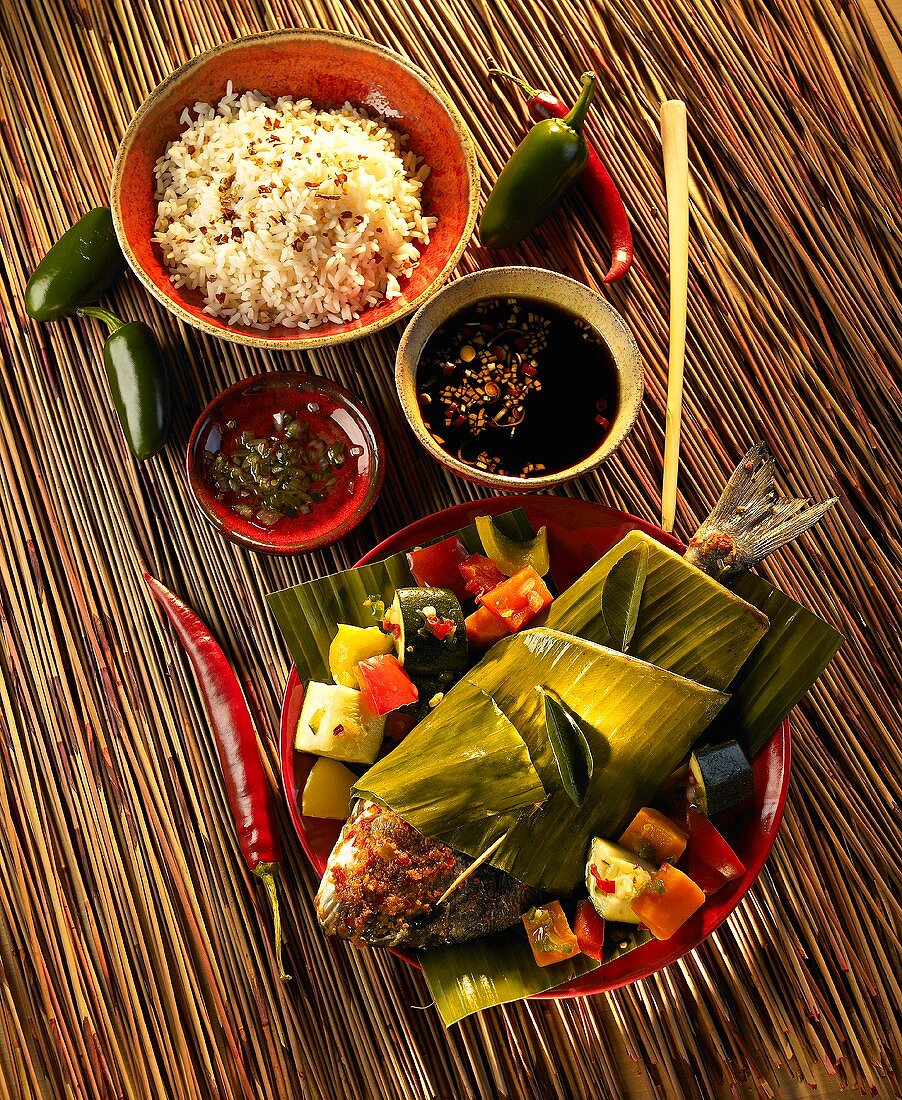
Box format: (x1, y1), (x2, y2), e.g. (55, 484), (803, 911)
(296, 515), (757, 972)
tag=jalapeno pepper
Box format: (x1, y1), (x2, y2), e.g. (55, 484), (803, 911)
(78, 306), (171, 461)
(479, 72), (597, 250)
(488, 65), (633, 282)
(25, 207), (125, 321)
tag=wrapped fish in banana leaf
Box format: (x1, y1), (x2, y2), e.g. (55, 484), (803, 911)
(356, 628), (729, 895)
(544, 530), (770, 691)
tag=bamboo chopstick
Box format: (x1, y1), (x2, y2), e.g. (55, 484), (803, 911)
(659, 99), (689, 535)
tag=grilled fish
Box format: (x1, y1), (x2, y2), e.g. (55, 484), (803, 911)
(315, 800), (537, 949)
(315, 442), (835, 951)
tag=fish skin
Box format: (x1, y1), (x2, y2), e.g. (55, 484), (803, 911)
(316, 800), (538, 949)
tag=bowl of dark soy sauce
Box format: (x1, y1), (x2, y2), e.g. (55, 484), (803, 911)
(395, 267), (644, 490)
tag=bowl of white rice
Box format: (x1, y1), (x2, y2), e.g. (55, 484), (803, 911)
(111, 29), (480, 349)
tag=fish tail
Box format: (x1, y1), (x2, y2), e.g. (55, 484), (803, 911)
(684, 442), (837, 579)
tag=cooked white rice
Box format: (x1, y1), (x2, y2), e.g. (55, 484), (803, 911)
(152, 83), (437, 330)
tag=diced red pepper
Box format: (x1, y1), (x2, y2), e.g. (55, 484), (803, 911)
(406, 537), (469, 601)
(423, 613), (456, 642)
(465, 605), (509, 649)
(355, 654), (418, 716)
(686, 808), (746, 895)
(458, 554), (506, 599)
(573, 899), (606, 960)
(383, 710), (419, 746)
(478, 566), (553, 633)
(589, 865), (616, 893)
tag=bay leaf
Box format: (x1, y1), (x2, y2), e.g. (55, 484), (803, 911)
(601, 543), (649, 651)
(541, 688), (593, 807)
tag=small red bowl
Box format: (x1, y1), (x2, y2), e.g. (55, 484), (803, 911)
(111, 28), (480, 350)
(187, 371), (384, 553)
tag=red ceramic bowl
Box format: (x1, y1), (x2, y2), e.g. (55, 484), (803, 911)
(111, 29), (480, 350)
(187, 371), (384, 553)
(279, 496), (791, 997)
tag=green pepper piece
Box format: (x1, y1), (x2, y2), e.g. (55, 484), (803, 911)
(479, 72), (597, 249)
(25, 208), (126, 321)
(78, 307), (172, 461)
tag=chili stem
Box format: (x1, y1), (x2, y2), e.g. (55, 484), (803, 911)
(77, 305), (127, 334)
(254, 863), (291, 983)
(564, 73), (597, 131)
(486, 62), (540, 101)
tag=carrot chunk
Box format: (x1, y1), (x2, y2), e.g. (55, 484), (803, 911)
(631, 861), (705, 940)
(618, 806), (688, 865)
(465, 604), (509, 648)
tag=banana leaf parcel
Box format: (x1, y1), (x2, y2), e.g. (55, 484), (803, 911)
(356, 629), (729, 895)
(544, 530), (771, 690)
(543, 529), (842, 754)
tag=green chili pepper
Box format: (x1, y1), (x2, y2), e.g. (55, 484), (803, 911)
(479, 72), (597, 249)
(25, 208), (125, 321)
(77, 307), (171, 461)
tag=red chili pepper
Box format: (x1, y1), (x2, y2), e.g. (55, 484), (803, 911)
(590, 865), (617, 893)
(488, 64), (633, 283)
(144, 572), (290, 982)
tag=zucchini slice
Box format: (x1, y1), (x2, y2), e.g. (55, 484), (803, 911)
(387, 587), (468, 679)
(689, 740), (754, 816)
(585, 837), (655, 924)
(296, 682), (385, 765)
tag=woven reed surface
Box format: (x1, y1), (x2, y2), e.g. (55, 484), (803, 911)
(0, 0), (899, 1097)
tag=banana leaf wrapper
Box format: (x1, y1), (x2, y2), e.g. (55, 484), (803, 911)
(420, 922), (652, 1026)
(266, 508), (534, 682)
(542, 528), (842, 755)
(544, 531), (770, 690)
(353, 687), (546, 831)
(358, 629), (728, 895)
(716, 572), (844, 756)
(420, 925), (602, 1026)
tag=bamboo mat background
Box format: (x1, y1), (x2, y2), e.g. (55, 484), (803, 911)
(0, 0), (899, 1097)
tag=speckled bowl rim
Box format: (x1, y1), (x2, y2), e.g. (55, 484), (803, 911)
(185, 371), (385, 554)
(110, 28), (481, 351)
(395, 266), (645, 491)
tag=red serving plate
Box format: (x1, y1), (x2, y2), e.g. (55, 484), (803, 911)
(279, 496), (790, 998)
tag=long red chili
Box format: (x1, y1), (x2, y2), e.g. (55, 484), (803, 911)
(488, 65), (633, 283)
(144, 572), (290, 982)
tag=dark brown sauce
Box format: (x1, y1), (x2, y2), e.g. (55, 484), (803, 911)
(416, 297), (619, 478)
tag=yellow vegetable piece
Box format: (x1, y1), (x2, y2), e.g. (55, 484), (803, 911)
(329, 624), (394, 687)
(476, 515), (550, 577)
(302, 758), (356, 820)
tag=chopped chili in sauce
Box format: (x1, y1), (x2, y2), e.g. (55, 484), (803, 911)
(416, 297), (619, 478)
